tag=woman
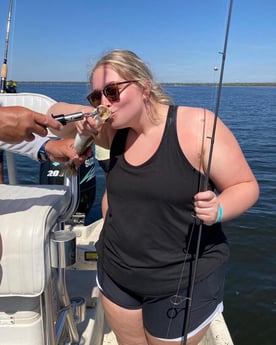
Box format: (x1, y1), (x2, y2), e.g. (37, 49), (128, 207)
(76, 49), (259, 345)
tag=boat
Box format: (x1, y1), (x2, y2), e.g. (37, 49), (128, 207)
(0, 92), (234, 345)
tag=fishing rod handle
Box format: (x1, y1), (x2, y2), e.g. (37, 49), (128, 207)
(1, 63), (7, 79)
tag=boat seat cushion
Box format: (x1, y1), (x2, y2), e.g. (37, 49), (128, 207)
(0, 184), (70, 296)
(0, 92), (56, 113)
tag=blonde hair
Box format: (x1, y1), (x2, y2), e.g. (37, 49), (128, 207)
(90, 49), (174, 106)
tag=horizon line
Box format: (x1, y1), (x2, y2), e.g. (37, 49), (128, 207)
(15, 81), (276, 86)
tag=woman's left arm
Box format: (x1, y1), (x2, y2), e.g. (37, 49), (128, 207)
(194, 112), (259, 225)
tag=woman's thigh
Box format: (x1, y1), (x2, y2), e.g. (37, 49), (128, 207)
(101, 293), (148, 345)
(98, 264), (226, 344)
(142, 264), (225, 341)
(101, 292), (209, 345)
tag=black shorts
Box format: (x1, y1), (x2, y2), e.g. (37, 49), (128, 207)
(97, 263), (226, 340)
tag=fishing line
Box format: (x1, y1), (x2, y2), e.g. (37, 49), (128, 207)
(209, 65), (220, 113)
(166, 1), (234, 343)
(166, 222), (195, 338)
(204, 0), (233, 190)
(209, 0), (232, 116)
(183, 1), (233, 343)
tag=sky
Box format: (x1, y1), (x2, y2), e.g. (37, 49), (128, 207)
(0, 0), (275, 83)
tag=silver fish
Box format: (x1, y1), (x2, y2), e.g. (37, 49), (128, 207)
(63, 105), (111, 176)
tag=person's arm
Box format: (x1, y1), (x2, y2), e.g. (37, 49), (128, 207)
(0, 135), (90, 165)
(48, 102), (114, 150)
(0, 135), (49, 160)
(194, 110), (259, 225)
(101, 189), (109, 220)
(47, 102), (95, 138)
(0, 106), (62, 143)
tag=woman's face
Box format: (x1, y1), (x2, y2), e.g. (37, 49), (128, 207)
(92, 65), (146, 129)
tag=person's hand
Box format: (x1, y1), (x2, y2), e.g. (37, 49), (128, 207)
(45, 138), (91, 166)
(75, 116), (99, 136)
(0, 106), (62, 144)
(194, 191), (221, 225)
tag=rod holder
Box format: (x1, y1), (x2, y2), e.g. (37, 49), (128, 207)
(50, 231), (76, 268)
(71, 296), (86, 324)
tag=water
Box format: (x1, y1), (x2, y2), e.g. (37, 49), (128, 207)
(3, 83), (276, 344)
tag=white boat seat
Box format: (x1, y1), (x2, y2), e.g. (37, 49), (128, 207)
(0, 93), (80, 344)
(0, 92), (56, 114)
(0, 183), (71, 344)
(0, 184), (70, 296)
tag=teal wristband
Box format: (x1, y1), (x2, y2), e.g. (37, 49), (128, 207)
(215, 204), (223, 223)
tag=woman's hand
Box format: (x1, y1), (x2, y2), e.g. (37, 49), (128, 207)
(75, 116), (99, 136)
(194, 191), (220, 225)
(75, 110), (114, 150)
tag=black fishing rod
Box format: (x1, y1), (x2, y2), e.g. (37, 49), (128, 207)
(182, 0), (233, 343)
(1, 0), (13, 93)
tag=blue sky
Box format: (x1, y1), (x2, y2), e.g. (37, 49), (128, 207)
(0, 0), (275, 83)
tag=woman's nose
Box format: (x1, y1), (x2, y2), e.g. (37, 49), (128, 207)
(101, 94), (112, 107)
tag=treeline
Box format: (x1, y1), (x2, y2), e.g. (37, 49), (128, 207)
(18, 81), (276, 87)
(161, 82), (276, 87)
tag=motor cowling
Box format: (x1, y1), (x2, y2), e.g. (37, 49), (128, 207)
(39, 153), (96, 222)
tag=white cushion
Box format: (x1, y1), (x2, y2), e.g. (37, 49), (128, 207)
(0, 92), (56, 113)
(0, 184), (70, 296)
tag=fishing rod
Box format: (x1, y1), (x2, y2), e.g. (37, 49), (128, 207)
(182, 0), (233, 343)
(1, 0), (13, 93)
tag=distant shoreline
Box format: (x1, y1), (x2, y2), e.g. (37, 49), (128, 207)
(17, 81), (276, 87)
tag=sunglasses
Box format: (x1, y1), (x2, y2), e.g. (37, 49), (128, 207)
(87, 80), (139, 107)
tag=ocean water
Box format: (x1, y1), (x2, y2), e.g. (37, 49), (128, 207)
(3, 83), (276, 345)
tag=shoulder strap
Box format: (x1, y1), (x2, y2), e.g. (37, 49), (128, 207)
(164, 104), (178, 134)
(109, 128), (129, 171)
(167, 104), (178, 124)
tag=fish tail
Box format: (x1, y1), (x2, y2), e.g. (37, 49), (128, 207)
(61, 162), (78, 177)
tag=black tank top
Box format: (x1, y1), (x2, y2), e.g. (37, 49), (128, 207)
(96, 105), (229, 295)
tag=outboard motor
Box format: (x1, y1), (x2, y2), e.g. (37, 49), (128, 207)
(40, 152), (96, 225)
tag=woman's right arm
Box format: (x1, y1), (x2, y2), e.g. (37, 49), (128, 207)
(47, 102), (95, 138)
(48, 102), (115, 148)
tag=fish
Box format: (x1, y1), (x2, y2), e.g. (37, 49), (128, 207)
(62, 105), (111, 176)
